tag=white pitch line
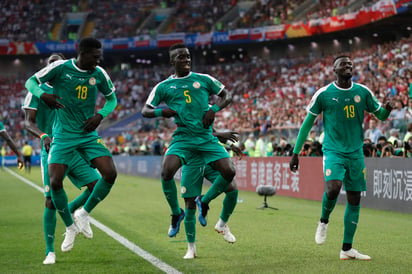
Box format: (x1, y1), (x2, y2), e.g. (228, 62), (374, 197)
(6, 168), (182, 274)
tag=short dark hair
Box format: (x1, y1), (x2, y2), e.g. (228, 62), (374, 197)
(50, 52), (65, 59)
(333, 55), (350, 66)
(79, 37), (101, 53)
(169, 43), (187, 53)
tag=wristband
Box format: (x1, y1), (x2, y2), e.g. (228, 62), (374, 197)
(154, 108), (163, 117)
(211, 104), (220, 113)
(40, 133), (48, 141)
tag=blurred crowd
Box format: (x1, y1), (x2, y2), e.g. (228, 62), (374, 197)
(2, 0), (365, 42)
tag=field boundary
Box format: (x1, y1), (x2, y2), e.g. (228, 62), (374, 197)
(6, 167), (182, 274)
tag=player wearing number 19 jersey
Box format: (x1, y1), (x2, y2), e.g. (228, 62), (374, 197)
(25, 37), (118, 254)
(289, 56), (393, 260)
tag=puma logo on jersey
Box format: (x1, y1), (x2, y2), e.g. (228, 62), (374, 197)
(332, 98), (339, 103)
(66, 74), (72, 80)
(170, 85), (177, 89)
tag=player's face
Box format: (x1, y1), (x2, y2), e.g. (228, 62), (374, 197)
(170, 48), (191, 76)
(333, 57), (352, 80)
(80, 48), (102, 71)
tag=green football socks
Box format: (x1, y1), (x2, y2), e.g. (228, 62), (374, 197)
(43, 207), (56, 255)
(202, 175), (230, 204)
(220, 189), (238, 222)
(161, 178), (181, 216)
(343, 203), (360, 245)
(68, 188), (91, 213)
(320, 192), (337, 222)
(51, 188), (73, 227)
(83, 178), (113, 213)
(184, 208), (196, 243)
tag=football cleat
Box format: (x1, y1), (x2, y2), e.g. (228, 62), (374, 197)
(183, 244), (197, 259)
(195, 196), (209, 227)
(74, 208), (93, 239)
(340, 248), (371, 260)
(61, 225), (79, 252)
(315, 222), (328, 245)
(42, 252), (56, 265)
(214, 223), (236, 243)
(168, 208), (185, 237)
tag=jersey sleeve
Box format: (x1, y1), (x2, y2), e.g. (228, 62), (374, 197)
(35, 60), (65, 84)
(145, 82), (163, 107)
(96, 66), (116, 96)
(22, 91), (40, 110)
(0, 122), (5, 132)
(306, 89), (323, 116)
(205, 74), (225, 95)
(361, 84), (381, 113)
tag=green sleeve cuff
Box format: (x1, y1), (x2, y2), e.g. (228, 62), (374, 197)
(211, 104), (220, 113)
(25, 76), (44, 98)
(98, 93), (117, 118)
(293, 114), (317, 154)
(374, 106), (390, 121)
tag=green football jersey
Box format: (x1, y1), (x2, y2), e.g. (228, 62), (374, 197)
(0, 121), (4, 132)
(146, 71), (224, 139)
(22, 83), (55, 137)
(34, 58), (115, 137)
(307, 82), (381, 157)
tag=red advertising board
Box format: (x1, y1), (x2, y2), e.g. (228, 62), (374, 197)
(232, 157), (324, 201)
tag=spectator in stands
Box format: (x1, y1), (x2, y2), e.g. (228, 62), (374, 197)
(364, 118), (384, 144)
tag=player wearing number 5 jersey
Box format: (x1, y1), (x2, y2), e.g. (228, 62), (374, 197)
(142, 43), (236, 238)
(25, 37), (118, 254)
(289, 55), (394, 260)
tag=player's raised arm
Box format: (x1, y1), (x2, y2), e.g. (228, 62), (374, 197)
(25, 73), (64, 110)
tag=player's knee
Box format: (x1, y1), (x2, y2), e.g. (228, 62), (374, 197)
(225, 181), (237, 192)
(45, 197), (55, 209)
(50, 179), (63, 191)
(103, 169), (117, 184)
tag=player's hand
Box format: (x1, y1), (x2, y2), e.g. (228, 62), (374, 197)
(83, 113), (103, 133)
(230, 145), (243, 159)
(40, 93), (65, 109)
(42, 136), (52, 153)
(384, 100), (394, 112)
(162, 108), (177, 118)
(202, 109), (215, 128)
(214, 131), (239, 144)
(17, 156), (24, 170)
(289, 153), (299, 172)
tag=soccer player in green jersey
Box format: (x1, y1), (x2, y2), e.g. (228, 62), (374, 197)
(142, 43), (236, 237)
(23, 53), (103, 264)
(25, 37), (118, 254)
(181, 130), (241, 259)
(0, 122), (24, 169)
(289, 56), (394, 260)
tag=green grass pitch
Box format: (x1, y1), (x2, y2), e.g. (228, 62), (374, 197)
(1, 167), (411, 273)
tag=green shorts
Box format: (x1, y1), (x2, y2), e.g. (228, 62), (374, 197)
(48, 134), (112, 165)
(41, 148), (101, 198)
(180, 142), (223, 199)
(166, 138), (230, 165)
(323, 151), (366, 191)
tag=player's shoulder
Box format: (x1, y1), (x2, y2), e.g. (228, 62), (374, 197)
(95, 65), (112, 79)
(353, 82), (373, 93)
(313, 83), (333, 97)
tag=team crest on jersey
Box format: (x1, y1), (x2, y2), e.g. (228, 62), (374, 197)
(181, 186), (186, 194)
(325, 169), (332, 176)
(89, 77), (96, 86)
(354, 95), (361, 103)
(193, 81), (200, 89)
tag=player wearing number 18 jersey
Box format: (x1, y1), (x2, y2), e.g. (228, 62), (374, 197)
(289, 56), (393, 260)
(25, 38), (118, 254)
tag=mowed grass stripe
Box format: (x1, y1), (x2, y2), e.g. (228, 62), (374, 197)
(5, 167), (182, 274)
(1, 167), (412, 273)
